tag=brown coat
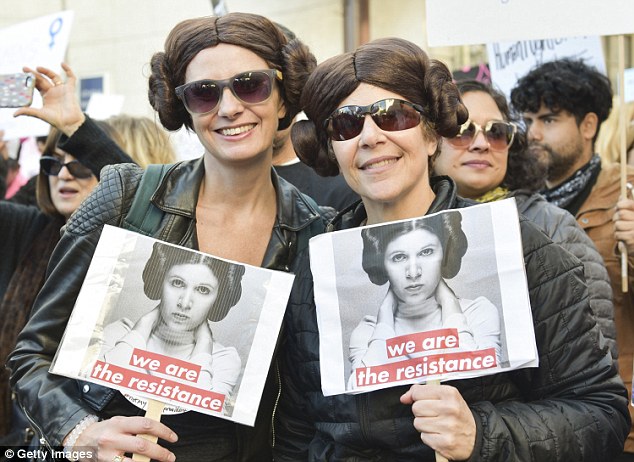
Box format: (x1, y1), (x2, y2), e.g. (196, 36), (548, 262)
(577, 161), (634, 452)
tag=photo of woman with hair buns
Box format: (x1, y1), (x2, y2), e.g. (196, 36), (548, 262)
(100, 242), (245, 398)
(349, 211), (501, 372)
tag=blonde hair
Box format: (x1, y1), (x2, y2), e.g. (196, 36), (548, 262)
(595, 98), (634, 165)
(105, 114), (177, 167)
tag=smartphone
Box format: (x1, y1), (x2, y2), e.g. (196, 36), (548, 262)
(0, 72), (35, 108)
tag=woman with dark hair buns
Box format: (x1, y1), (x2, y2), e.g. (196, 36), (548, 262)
(9, 12), (329, 462)
(350, 211), (500, 372)
(274, 37), (629, 461)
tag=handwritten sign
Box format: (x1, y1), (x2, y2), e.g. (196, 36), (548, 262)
(426, 0), (634, 47)
(0, 11), (74, 139)
(486, 36), (606, 101)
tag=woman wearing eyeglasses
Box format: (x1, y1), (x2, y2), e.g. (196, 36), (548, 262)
(273, 38), (629, 461)
(9, 12), (327, 462)
(433, 80), (617, 360)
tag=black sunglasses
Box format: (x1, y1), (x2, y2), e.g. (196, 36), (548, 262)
(325, 98), (425, 141)
(447, 119), (517, 151)
(40, 156), (93, 179)
(175, 69), (283, 115)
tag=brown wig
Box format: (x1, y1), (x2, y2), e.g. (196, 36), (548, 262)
(361, 211), (467, 285)
(142, 242), (245, 322)
(148, 12), (316, 132)
(291, 37), (469, 177)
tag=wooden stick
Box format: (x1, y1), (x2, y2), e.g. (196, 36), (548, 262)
(132, 399), (166, 462)
(427, 379), (449, 462)
(618, 34), (629, 293)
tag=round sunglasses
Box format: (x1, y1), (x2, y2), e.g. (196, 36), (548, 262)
(325, 98), (425, 141)
(175, 69), (283, 115)
(40, 156), (93, 179)
(447, 119), (517, 151)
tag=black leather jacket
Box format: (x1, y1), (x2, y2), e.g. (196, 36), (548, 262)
(8, 154), (331, 461)
(274, 176), (630, 461)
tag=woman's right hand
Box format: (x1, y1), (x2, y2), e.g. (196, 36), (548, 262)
(13, 63), (85, 137)
(73, 416), (178, 462)
(132, 308), (161, 339)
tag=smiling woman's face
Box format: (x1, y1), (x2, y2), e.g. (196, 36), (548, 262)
(435, 91), (509, 199)
(160, 263), (219, 334)
(384, 228), (443, 306)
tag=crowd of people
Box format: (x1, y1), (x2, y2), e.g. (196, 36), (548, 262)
(1, 10), (633, 462)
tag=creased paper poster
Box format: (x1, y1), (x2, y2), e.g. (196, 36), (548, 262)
(310, 199), (536, 396)
(50, 225), (294, 426)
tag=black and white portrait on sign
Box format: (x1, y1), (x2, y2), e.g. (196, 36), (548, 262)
(50, 225), (295, 425)
(310, 199), (536, 396)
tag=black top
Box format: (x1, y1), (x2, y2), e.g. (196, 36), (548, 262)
(274, 160), (359, 211)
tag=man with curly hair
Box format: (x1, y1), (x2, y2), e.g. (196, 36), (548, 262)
(511, 58), (634, 461)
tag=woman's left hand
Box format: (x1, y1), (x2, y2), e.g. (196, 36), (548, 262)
(436, 279), (462, 322)
(191, 321), (213, 357)
(400, 383), (476, 460)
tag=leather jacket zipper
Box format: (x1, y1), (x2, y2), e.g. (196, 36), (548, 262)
(271, 358), (282, 449)
(20, 401), (53, 453)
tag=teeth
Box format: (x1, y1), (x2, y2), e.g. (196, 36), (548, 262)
(365, 158), (397, 169)
(220, 124), (255, 136)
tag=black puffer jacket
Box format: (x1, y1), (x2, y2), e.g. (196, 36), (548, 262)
(274, 176), (630, 462)
(8, 134), (332, 461)
(512, 190), (617, 359)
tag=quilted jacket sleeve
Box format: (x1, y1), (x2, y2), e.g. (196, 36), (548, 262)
(7, 164), (143, 446)
(57, 115), (136, 180)
(517, 193), (617, 359)
(466, 218), (630, 461)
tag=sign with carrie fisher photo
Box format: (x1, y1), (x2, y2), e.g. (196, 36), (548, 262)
(311, 199), (537, 396)
(50, 225), (295, 426)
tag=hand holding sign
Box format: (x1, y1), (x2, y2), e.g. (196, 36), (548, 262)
(70, 413), (176, 462)
(400, 383), (476, 461)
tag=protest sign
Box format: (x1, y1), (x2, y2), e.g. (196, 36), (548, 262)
(426, 0), (634, 47)
(0, 11), (74, 139)
(310, 199), (536, 396)
(625, 68), (634, 103)
(50, 225), (294, 426)
(486, 36), (606, 100)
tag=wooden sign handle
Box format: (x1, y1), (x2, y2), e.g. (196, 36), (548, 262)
(132, 399), (166, 462)
(618, 34), (629, 293)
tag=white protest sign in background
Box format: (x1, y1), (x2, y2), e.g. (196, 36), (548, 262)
(624, 68), (634, 103)
(486, 36), (606, 101)
(0, 11), (74, 140)
(426, 0), (634, 47)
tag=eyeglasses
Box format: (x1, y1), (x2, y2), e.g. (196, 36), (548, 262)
(175, 69), (283, 115)
(325, 98), (425, 141)
(40, 156), (93, 179)
(447, 119), (517, 151)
